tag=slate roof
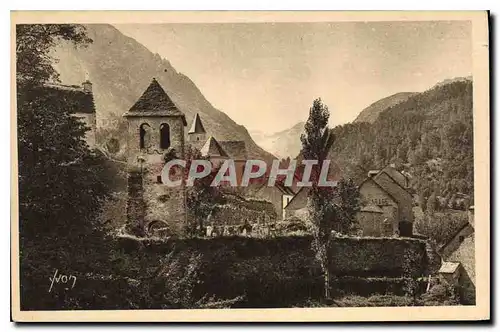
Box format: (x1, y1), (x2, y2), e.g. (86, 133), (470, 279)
(188, 113), (206, 134)
(219, 140), (248, 160)
(284, 187), (310, 211)
(438, 221), (473, 257)
(438, 261), (461, 274)
(448, 234), (475, 284)
(124, 78), (187, 125)
(200, 136), (228, 158)
(42, 83), (95, 114)
(275, 181), (296, 196)
(377, 165), (410, 190)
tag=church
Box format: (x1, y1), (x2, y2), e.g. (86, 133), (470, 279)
(122, 78), (250, 235)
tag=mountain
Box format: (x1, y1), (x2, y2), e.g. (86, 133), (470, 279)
(354, 92), (417, 124)
(432, 76), (473, 89)
(250, 122), (305, 159)
(329, 78), (473, 204)
(51, 24), (274, 162)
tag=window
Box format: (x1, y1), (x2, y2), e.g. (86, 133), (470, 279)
(160, 123), (171, 149)
(157, 175), (162, 184)
(459, 235), (464, 242)
(139, 123), (150, 149)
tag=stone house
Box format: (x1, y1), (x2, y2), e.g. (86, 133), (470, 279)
(189, 113), (248, 185)
(356, 166), (414, 236)
(245, 180), (296, 220)
(437, 205), (475, 304)
(356, 204), (392, 236)
(43, 79), (96, 148)
(283, 187), (311, 220)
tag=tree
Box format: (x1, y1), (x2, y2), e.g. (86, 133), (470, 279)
(336, 178), (361, 234)
(185, 146), (224, 237)
(17, 24), (116, 309)
(300, 98), (337, 300)
(426, 192), (438, 216)
(16, 24), (92, 87)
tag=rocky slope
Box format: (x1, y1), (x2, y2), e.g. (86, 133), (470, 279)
(52, 24), (274, 161)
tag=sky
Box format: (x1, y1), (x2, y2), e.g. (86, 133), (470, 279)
(114, 21), (472, 134)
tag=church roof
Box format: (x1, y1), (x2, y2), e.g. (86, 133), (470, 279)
(219, 140), (247, 160)
(188, 113), (206, 134)
(200, 136), (228, 158)
(124, 78), (187, 125)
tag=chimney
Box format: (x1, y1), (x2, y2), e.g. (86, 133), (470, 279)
(368, 170), (380, 178)
(82, 80), (92, 93)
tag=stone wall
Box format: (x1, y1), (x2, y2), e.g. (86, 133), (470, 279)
(374, 172), (414, 223)
(125, 116), (187, 230)
(209, 194), (277, 230)
(117, 235), (428, 306)
(359, 179), (399, 233)
(126, 171), (145, 234)
(356, 210), (389, 236)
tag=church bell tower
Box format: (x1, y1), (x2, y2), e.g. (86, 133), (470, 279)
(123, 78), (187, 235)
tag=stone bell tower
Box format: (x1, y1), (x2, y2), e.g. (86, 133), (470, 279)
(123, 78), (187, 235)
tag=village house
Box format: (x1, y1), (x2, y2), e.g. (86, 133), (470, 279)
(245, 180), (296, 220)
(437, 205), (475, 304)
(284, 165), (414, 237)
(187, 113), (248, 185)
(43, 79), (97, 148)
(356, 165), (414, 237)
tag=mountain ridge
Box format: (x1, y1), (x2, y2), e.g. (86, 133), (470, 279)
(353, 92), (417, 124)
(52, 24), (275, 161)
(250, 121), (306, 159)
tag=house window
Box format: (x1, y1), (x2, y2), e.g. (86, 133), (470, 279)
(139, 123), (150, 149)
(160, 123), (171, 149)
(157, 175), (162, 184)
(459, 235), (464, 242)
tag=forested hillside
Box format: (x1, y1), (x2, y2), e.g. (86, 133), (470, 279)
(329, 79), (473, 209)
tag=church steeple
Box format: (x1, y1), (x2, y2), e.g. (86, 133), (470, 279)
(187, 113), (207, 148)
(188, 113), (206, 134)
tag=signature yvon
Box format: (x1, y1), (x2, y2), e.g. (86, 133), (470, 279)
(49, 269), (77, 293)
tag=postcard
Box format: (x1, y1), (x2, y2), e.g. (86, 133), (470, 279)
(11, 10), (490, 322)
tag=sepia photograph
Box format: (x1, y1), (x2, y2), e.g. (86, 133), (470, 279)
(10, 11), (490, 322)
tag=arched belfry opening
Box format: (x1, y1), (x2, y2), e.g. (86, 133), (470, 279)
(139, 123), (151, 149)
(160, 123), (171, 149)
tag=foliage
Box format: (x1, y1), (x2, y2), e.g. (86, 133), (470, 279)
(414, 209), (469, 247)
(185, 145), (225, 237)
(329, 81), (473, 204)
(16, 24), (116, 310)
(301, 98), (338, 299)
(16, 24), (92, 87)
(418, 283), (460, 306)
(335, 178), (361, 234)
